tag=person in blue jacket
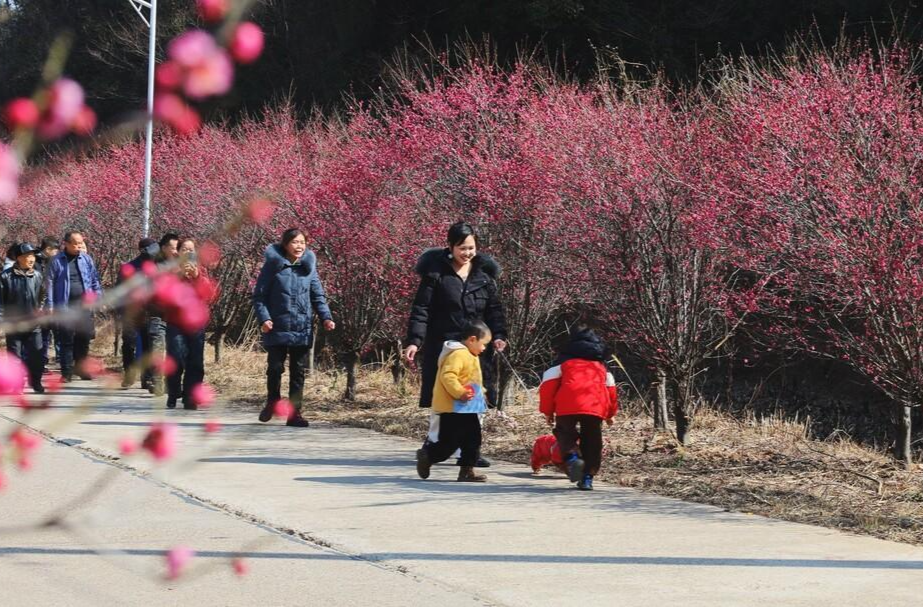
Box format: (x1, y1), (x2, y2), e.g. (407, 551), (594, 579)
(45, 230), (102, 382)
(252, 228), (335, 427)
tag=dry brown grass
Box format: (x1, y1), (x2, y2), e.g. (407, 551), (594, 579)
(206, 343), (923, 546)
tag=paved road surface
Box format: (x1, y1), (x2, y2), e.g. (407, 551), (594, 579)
(2, 382), (921, 606)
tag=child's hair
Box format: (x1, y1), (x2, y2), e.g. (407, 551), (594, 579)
(461, 320), (491, 341)
(40, 236), (59, 250)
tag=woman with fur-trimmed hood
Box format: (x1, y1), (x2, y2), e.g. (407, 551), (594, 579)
(252, 228), (335, 427)
(403, 222), (508, 464)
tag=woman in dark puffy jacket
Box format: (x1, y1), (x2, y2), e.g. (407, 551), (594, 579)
(403, 222), (507, 465)
(252, 228), (335, 427)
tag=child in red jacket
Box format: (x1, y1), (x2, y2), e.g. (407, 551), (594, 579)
(538, 326), (618, 490)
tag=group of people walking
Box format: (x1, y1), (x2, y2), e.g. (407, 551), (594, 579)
(1, 220), (618, 490)
(1, 232), (102, 392)
(118, 233), (208, 409)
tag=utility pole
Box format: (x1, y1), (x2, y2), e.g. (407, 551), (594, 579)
(127, 0), (158, 237)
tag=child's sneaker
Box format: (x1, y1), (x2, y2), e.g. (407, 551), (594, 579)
(416, 448), (432, 479)
(577, 474), (594, 491)
(565, 453), (585, 483)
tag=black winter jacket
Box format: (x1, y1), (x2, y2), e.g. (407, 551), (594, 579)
(405, 248), (507, 348)
(0, 266), (44, 326)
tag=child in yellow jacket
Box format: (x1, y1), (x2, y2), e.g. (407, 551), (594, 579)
(416, 320), (491, 482)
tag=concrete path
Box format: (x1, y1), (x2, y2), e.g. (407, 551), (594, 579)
(2, 382), (922, 606)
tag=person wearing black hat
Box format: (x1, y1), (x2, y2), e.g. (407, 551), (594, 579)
(119, 237), (160, 389)
(0, 243), (46, 393)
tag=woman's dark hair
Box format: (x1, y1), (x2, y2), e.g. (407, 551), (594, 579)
(460, 320), (491, 341)
(40, 236), (59, 250)
(281, 228), (306, 249)
(447, 221), (477, 248)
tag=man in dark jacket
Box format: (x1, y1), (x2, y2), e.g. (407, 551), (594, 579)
(120, 237), (160, 389)
(34, 236), (60, 371)
(45, 230), (103, 381)
(0, 243), (46, 392)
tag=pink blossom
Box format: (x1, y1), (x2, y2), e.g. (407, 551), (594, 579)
(0, 469), (6, 491)
(273, 399), (294, 419)
(3, 98), (40, 130)
(189, 383), (215, 408)
(10, 428), (41, 454)
(203, 420), (221, 434)
(77, 357), (105, 378)
(155, 61), (184, 91)
(167, 30), (234, 100)
(120, 263), (137, 280)
(152, 354), (178, 377)
(141, 260), (158, 276)
(173, 300), (210, 334)
(198, 241), (221, 267)
(196, 0), (229, 23)
(232, 557), (248, 576)
(0, 353), (27, 395)
(230, 22), (265, 65)
(165, 546), (195, 580)
(119, 437), (138, 456)
(153, 93), (202, 136)
(141, 423), (179, 461)
(37, 78), (85, 140)
(244, 197), (274, 225)
(71, 106), (97, 136)
(0, 143), (20, 205)
(44, 374), (64, 394)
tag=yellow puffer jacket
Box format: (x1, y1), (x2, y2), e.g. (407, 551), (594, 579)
(432, 341), (483, 413)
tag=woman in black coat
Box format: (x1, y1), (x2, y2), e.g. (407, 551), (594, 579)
(404, 222), (508, 464)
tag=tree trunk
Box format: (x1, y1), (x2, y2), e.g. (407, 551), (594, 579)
(495, 368), (513, 410)
(391, 358), (405, 385)
(213, 329), (224, 364)
(895, 403), (913, 469)
(673, 377), (692, 445)
(343, 351), (359, 401)
(654, 367), (669, 430)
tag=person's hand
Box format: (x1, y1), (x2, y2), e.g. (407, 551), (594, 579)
(404, 345), (419, 364)
(323, 319), (336, 331)
(605, 417), (614, 427)
(261, 320), (273, 333)
(545, 413), (555, 426)
(493, 339), (507, 353)
(183, 264), (198, 279)
(458, 386), (474, 402)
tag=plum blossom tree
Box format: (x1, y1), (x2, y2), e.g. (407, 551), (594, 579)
(714, 44), (923, 466)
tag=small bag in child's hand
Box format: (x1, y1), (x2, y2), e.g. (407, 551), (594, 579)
(453, 383), (487, 413)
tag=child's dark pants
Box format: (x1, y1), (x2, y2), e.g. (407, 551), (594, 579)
(554, 414), (603, 475)
(424, 413), (482, 466)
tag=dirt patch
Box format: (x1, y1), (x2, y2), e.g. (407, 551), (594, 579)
(201, 344), (923, 546)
